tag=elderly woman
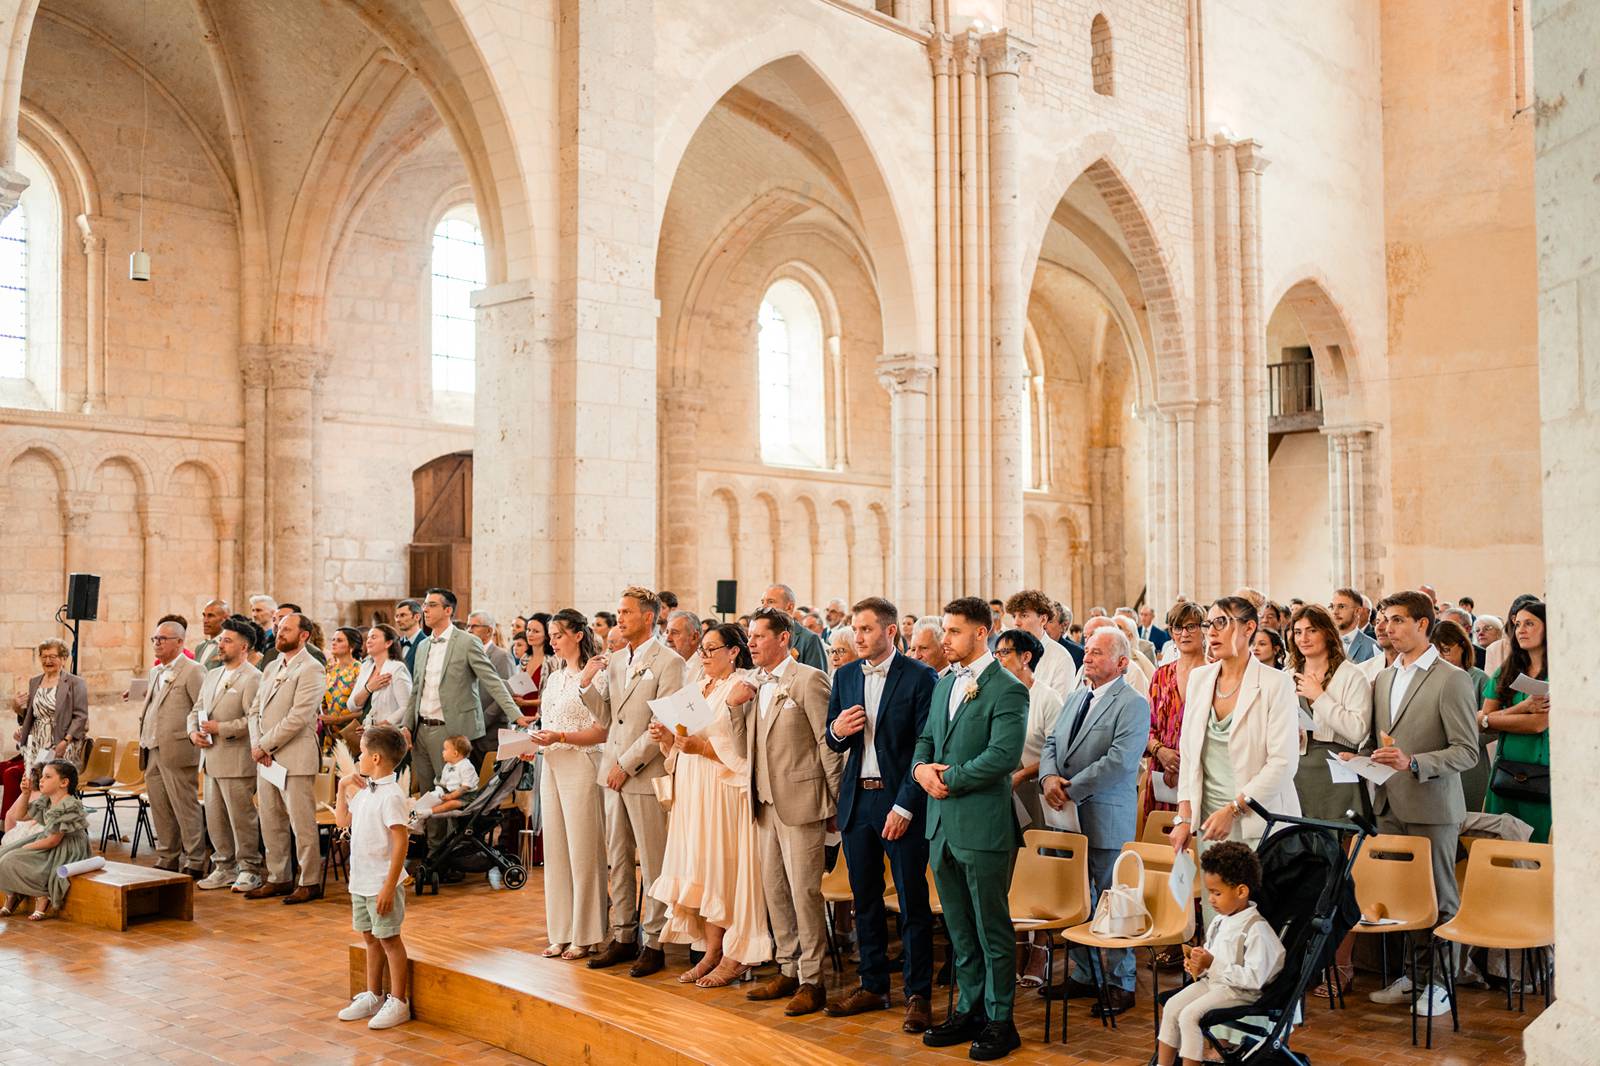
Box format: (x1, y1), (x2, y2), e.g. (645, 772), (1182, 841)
(1171, 597), (1300, 881)
(826, 626), (858, 674)
(1145, 601), (1207, 813)
(10, 639), (89, 772)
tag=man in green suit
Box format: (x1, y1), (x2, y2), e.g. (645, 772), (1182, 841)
(912, 597), (1028, 1060)
(762, 584), (829, 671)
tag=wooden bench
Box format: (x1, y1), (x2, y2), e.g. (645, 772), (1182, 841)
(59, 861), (194, 932)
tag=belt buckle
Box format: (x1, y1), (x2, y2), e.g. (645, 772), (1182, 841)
(860, 778), (884, 791)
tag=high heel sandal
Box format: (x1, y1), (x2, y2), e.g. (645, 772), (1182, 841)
(542, 943), (567, 958)
(1312, 965), (1356, 999)
(28, 902), (53, 922)
(0, 894), (23, 917)
(695, 957), (750, 988)
(679, 955), (719, 984)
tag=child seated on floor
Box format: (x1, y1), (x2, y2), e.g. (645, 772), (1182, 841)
(1157, 842), (1285, 1066)
(408, 735), (479, 831)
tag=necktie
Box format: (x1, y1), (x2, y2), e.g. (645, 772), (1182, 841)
(1066, 689), (1096, 748)
(862, 658), (891, 679)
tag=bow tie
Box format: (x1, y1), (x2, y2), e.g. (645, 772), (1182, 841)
(862, 659), (891, 679)
(367, 775), (396, 793)
(755, 671), (778, 687)
(954, 665), (974, 679)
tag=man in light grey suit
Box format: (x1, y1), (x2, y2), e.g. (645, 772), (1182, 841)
(1039, 628), (1151, 1015)
(187, 617), (264, 892)
(245, 612), (326, 903)
(138, 620), (207, 876)
(406, 588), (520, 847)
(1359, 591), (1479, 1018)
(581, 586), (686, 978)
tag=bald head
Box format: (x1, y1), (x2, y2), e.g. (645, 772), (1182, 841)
(762, 584), (798, 611)
(152, 620), (186, 664)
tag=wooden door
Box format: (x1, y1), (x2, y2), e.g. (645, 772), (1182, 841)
(409, 452), (472, 614)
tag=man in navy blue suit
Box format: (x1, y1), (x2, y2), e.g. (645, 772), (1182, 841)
(822, 596), (939, 1034)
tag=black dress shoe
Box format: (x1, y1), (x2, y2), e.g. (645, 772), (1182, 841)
(968, 1019), (1021, 1061)
(923, 1008), (986, 1048)
(1089, 986), (1136, 1018)
(1039, 977), (1102, 1001)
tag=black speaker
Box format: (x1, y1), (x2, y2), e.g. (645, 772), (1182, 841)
(715, 579), (738, 616)
(66, 573), (101, 621)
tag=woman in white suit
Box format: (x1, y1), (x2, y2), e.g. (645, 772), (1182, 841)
(1170, 596), (1300, 866)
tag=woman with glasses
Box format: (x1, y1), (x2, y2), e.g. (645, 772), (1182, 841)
(1171, 597), (1300, 870)
(994, 629), (1066, 831)
(1143, 602), (1207, 814)
(827, 627), (858, 674)
(9, 640), (89, 813)
(646, 622), (771, 988)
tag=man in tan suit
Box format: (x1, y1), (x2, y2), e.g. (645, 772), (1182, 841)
(187, 617), (264, 893)
(728, 606), (842, 1016)
(138, 620), (206, 876)
(581, 586), (686, 978)
(245, 612), (325, 903)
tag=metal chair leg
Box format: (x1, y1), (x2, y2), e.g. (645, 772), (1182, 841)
(1043, 939), (1053, 1044)
(1505, 949), (1513, 1011)
(1425, 935), (1435, 1050)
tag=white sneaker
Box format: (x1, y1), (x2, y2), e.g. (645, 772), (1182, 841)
(231, 872), (264, 893)
(196, 868), (236, 891)
(1369, 975), (1414, 1005)
(338, 991), (383, 1021)
(1415, 984), (1453, 1017)
(367, 995), (410, 1030)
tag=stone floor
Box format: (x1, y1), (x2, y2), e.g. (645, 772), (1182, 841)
(0, 823), (1538, 1065)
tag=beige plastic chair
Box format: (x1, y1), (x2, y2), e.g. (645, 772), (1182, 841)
(1141, 808), (1180, 845)
(99, 745), (151, 854)
(1062, 841), (1196, 1039)
(79, 738), (119, 790)
(1008, 829), (1091, 1043)
(1350, 834), (1438, 1045)
(1436, 840), (1554, 1020)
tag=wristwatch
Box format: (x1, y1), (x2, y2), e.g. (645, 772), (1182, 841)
(1171, 815), (1189, 827)
(1409, 757), (1420, 776)
(1478, 711), (1490, 731)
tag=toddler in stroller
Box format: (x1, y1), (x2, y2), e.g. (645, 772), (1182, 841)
(413, 754), (530, 894)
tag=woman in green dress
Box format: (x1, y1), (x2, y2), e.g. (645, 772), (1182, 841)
(0, 759), (91, 919)
(1430, 620), (1492, 811)
(1479, 601), (1551, 842)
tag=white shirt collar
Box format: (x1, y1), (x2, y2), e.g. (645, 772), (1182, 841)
(956, 651), (994, 679)
(763, 654), (793, 680)
(1397, 644), (1439, 673)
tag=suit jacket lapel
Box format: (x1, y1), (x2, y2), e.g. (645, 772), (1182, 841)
(875, 658), (904, 761)
(1065, 680), (1122, 761)
(1231, 658), (1264, 731)
(1390, 661), (1434, 732)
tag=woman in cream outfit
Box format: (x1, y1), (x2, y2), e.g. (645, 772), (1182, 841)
(1170, 596), (1301, 870)
(526, 609), (610, 960)
(647, 622), (772, 987)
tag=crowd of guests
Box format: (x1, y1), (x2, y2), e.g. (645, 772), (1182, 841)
(0, 577), (1551, 1058)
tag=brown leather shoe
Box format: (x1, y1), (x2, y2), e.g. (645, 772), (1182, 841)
(784, 982), (827, 1016)
(1089, 985), (1136, 1017)
(283, 884), (323, 905)
(242, 881), (293, 900)
(824, 985), (890, 1017)
(629, 946), (665, 978)
(587, 939), (639, 970)
(902, 994), (932, 1033)
(747, 973), (799, 1001)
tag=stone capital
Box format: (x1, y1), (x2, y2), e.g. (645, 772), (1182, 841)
(978, 29), (1031, 77)
(75, 213), (107, 254)
(265, 344), (333, 388)
(659, 385), (707, 420)
(0, 167), (28, 219)
(61, 491), (96, 532)
(1233, 139), (1271, 176)
(952, 30), (981, 75)
(1320, 421), (1379, 444)
(239, 345), (271, 389)
(876, 352), (937, 395)
(926, 32), (954, 73)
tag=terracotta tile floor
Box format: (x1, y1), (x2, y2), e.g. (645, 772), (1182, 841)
(0, 825), (1538, 1065)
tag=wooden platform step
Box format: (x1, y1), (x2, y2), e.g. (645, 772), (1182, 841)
(59, 861), (194, 932)
(349, 939), (853, 1065)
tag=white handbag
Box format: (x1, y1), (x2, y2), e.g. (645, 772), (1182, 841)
(1089, 849), (1152, 938)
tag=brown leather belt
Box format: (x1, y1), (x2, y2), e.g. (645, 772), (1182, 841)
(860, 778), (884, 791)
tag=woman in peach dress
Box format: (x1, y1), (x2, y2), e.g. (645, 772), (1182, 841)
(647, 623), (771, 987)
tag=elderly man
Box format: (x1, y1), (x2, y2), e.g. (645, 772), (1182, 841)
(467, 610), (515, 760)
(1073, 617), (1152, 692)
(665, 608), (704, 684)
(248, 595), (277, 637)
(909, 619), (950, 676)
(1047, 603), (1085, 669)
(1473, 614), (1504, 651)
(1039, 628), (1151, 1014)
(823, 598), (848, 638)
(1114, 608), (1159, 666)
(138, 620), (206, 876)
(1136, 604), (1170, 656)
(193, 599), (230, 670)
(761, 584), (829, 670)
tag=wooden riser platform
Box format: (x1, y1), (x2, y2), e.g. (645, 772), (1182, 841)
(349, 939), (853, 1065)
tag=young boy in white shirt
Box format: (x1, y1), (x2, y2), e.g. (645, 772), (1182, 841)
(335, 723), (412, 1030)
(1157, 841), (1286, 1066)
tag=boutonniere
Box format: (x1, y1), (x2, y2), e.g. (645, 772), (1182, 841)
(629, 663), (653, 682)
(962, 679), (980, 703)
(789, 648), (800, 661)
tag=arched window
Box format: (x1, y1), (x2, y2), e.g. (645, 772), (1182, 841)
(1091, 14), (1114, 96)
(0, 142), (61, 410)
(757, 278), (827, 468)
(430, 204), (484, 395)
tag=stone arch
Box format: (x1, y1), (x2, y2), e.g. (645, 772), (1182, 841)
(655, 48), (926, 356)
(86, 450), (154, 501)
(1264, 271), (1359, 404)
(792, 493), (822, 604)
(751, 490), (782, 590)
(0, 438), (75, 492)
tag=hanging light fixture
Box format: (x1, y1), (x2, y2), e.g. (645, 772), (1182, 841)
(130, 0), (151, 281)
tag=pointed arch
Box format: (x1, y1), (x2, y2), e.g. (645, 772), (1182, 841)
(1265, 270), (1359, 403)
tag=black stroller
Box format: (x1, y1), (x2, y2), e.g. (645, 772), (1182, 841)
(1164, 799), (1373, 1066)
(413, 756), (530, 895)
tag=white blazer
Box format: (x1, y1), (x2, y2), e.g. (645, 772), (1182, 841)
(348, 658), (415, 730)
(1179, 655), (1301, 842)
(1302, 659), (1373, 749)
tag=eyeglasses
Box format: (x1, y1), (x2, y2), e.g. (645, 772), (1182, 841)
(994, 646), (1016, 658)
(1172, 623), (1202, 634)
(1200, 616), (1247, 632)
(828, 647), (849, 657)
(700, 643), (729, 656)
(150, 635), (180, 644)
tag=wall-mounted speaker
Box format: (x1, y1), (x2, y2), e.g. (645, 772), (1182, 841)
(715, 579), (738, 616)
(66, 573), (101, 621)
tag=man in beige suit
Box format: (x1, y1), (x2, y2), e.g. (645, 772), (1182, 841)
(581, 586), (686, 978)
(728, 606), (842, 1016)
(187, 617), (264, 893)
(138, 620), (206, 876)
(245, 612), (325, 903)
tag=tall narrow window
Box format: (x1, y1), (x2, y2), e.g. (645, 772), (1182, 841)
(757, 279), (827, 468)
(0, 142), (61, 411)
(430, 205), (484, 394)
(1091, 14), (1114, 96)
(0, 205), (25, 380)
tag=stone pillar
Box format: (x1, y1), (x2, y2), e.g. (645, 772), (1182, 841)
(877, 353), (936, 614)
(61, 491), (93, 578)
(1323, 428), (1351, 588)
(1322, 423), (1378, 597)
(1235, 141), (1270, 590)
(1213, 136), (1245, 590)
(1172, 403), (1198, 598)
(660, 385), (705, 609)
(240, 350), (268, 597)
(138, 498), (164, 664)
(264, 345), (330, 601)
(1525, 3), (1600, 1059)
(1089, 447), (1126, 606)
(983, 30), (1028, 594)
(75, 214), (107, 413)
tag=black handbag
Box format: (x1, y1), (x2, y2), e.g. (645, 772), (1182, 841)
(1490, 757), (1550, 803)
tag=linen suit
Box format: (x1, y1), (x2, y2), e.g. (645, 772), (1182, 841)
(138, 656), (206, 870)
(187, 663), (263, 877)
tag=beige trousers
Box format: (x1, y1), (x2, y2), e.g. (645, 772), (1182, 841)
(755, 802), (828, 985)
(604, 786), (668, 947)
(541, 748), (608, 948)
(143, 750), (205, 869)
(1158, 978), (1256, 1060)
(257, 773), (321, 886)
(204, 774), (262, 875)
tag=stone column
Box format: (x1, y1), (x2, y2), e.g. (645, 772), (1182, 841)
(138, 498), (164, 662)
(1527, 3), (1600, 1058)
(264, 345), (330, 601)
(74, 215), (107, 413)
(660, 385), (705, 609)
(239, 350), (268, 597)
(1171, 403), (1198, 598)
(1323, 428), (1351, 589)
(1322, 423), (1378, 596)
(983, 30), (1028, 594)
(877, 353), (936, 614)
(1235, 141), (1270, 590)
(61, 491), (93, 579)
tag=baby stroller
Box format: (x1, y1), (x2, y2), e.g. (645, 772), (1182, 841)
(413, 756), (529, 895)
(1167, 799), (1372, 1066)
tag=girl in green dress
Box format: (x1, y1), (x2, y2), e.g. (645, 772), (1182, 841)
(0, 759), (91, 920)
(1480, 602), (1551, 842)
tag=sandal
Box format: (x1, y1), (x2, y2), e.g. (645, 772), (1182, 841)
(560, 946), (592, 961)
(0, 894), (22, 917)
(28, 902), (53, 922)
(695, 957), (750, 988)
(1312, 966), (1355, 999)
(542, 943), (567, 958)
(679, 954), (719, 983)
